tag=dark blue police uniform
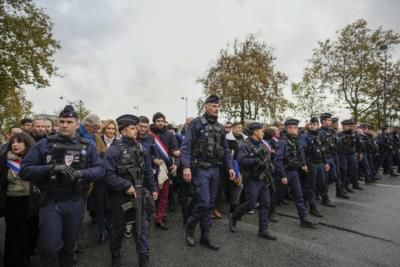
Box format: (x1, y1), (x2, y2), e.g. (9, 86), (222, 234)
(181, 96), (233, 248)
(20, 105), (104, 267)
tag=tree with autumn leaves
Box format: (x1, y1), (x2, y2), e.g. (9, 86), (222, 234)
(198, 35), (290, 124)
(0, 0), (60, 130)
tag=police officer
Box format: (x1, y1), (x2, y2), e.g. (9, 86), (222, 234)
(355, 125), (376, 184)
(299, 117), (335, 217)
(228, 122), (277, 240)
(337, 119), (363, 193)
(181, 95), (235, 250)
(103, 114), (158, 267)
(20, 105), (104, 267)
(319, 113), (349, 199)
(273, 118), (315, 228)
(378, 127), (397, 177)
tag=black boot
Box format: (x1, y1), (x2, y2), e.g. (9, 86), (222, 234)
(269, 213), (278, 223)
(353, 184), (363, 190)
(344, 184), (354, 193)
(321, 195), (336, 207)
(199, 238), (220, 250)
(139, 255), (150, 267)
(258, 230), (277, 240)
(228, 213), (237, 233)
(309, 207), (323, 217)
(112, 253), (122, 267)
(300, 218), (316, 229)
(185, 224), (196, 247)
(336, 190), (350, 199)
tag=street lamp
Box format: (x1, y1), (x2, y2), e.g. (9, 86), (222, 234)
(181, 97), (188, 120)
(133, 106), (139, 116)
(379, 44), (388, 127)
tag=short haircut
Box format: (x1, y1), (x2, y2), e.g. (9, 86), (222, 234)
(82, 114), (101, 126)
(139, 116), (150, 124)
(8, 126), (21, 134)
(20, 118), (32, 125)
(232, 122), (242, 128)
(152, 112), (166, 123)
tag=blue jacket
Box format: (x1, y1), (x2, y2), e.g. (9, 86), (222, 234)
(20, 135), (104, 185)
(274, 136), (306, 179)
(150, 125), (180, 167)
(103, 137), (156, 194)
(180, 115), (233, 170)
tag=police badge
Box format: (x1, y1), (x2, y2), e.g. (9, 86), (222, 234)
(65, 155), (74, 166)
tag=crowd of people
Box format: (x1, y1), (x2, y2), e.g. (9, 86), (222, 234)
(0, 95), (399, 267)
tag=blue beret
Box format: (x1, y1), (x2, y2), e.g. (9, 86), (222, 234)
(320, 113), (332, 120)
(341, 119), (354, 126)
(59, 105), (78, 119)
(285, 117), (300, 127)
(248, 122), (263, 131)
(310, 117), (319, 123)
(116, 114), (139, 129)
(205, 95), (220, 104)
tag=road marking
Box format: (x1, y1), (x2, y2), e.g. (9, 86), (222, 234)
(370, 183), (400, 188)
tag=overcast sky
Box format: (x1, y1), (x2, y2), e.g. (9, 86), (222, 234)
(27, 0), (400, 124)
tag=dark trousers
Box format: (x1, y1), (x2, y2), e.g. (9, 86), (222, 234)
(359, 155), (373, 178)
(109, 193), (149, 257)
(177, 180), (196, 224)
(305, 162), (327, 209)
(273, 170), (307, 219)
(94, 181), (111, 234)
(233, 180), (271, 232)
(339, 153), (358, 187)
(38, 197), (84, 267)
(326, 157), (341, 192)
(4, 196), (39, 267)
(186, 167), (220, 239)
(380, 149), (394, 174)
(366, 152), (377, 177)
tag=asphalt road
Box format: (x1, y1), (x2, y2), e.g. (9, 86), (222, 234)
(2, 171), (400, 267)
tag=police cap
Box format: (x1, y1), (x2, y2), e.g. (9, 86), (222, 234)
(59, 105), (79, 119)
(205, 95), (220, 104)
(116, 114), (139, 130)
(341, 119), (355, 126)
(284, 117), (300, 127)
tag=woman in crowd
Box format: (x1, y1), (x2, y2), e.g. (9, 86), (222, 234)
(0, 132), (38, 266)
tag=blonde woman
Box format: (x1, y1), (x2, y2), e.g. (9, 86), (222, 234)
(101, 120), (119, 148)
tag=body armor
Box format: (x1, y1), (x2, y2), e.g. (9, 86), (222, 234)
(192, 116), (224, 168)
(306, 132), (324, 163)
(114, 140), (145, 186)
(285, 137), (302, 170)
(44, 135), (90, 196)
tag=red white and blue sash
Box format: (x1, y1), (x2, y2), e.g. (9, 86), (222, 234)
(7, 159), (21, 174)
(262, 140), (272, 153)
(149, 130), (171, 164)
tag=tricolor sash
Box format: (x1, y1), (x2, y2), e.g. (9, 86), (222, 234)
(149, 130), (171, 164)
(7, 159), (21, 174)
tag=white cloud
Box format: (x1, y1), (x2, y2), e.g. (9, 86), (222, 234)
(27, 0), (399, 123)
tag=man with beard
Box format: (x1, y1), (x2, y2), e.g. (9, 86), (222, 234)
(31, 118), (47, 142)
(150, 112), (180, 230)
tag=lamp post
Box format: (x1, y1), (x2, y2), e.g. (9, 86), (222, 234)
(380, 44), (388, 127)
(181, 96), (188, 120)
(133, 106), (139, 116)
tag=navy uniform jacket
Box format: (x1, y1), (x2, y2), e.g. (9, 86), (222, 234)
(103, 137), (156, 194)
(20, 135), (104, 185)
(299, 131), (326, 164)
(274, 136), (306, 179)
(139, 133), (160, 165)
(180, 115), (233, 170)
(337, 131), (357, 155)
(238, 137), (261, 169)
(377, 133), (393, 151)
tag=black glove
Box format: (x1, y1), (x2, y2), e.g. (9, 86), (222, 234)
(62, 166), (82, 183)
(53, 164), (68, 174)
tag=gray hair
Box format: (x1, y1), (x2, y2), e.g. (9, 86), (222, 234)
(82, 114), (101, 127)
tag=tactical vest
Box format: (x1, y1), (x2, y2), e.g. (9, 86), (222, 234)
(357, 134), (367, 153)
(285, 137), (302, 169)
(192, 116), (224, 167)
(241, 139), (273, 185)
(43, 135), (90, 197)
(338, 133), (356, 154)
(320, 128), (336, 157)
(113, 140), (145, 186)
(307, 133), (324, 163)
(365, 135), (376, 153)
